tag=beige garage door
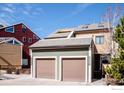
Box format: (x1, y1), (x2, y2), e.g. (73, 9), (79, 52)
(36, 58), (55, 79)
(62, 58), (86, 82)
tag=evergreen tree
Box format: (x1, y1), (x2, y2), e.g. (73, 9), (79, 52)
(114, 16), (124, 60)
(110, 16), (124, 81)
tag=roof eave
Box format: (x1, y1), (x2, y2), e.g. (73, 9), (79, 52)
(30, 44), (90, 50)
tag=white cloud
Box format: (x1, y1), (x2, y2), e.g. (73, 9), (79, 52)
(23, 10), (30, 15)
(1, 7), (15, 13)
(0, 17), (10, 26)
(24, 4), (32, 11)
(32, 8), (44, 16)
(21, 4), (44, 17)
(0, 4), (45, 17)
(55, 3), (93, 23)
(0, 4), (45, 24)
(5, 3), (14, 7)
(71, 3), (93, 16)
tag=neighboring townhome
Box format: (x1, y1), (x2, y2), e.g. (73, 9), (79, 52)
(0, 37), (23, 73)
(0, 23), (40, 72)
(30, 22), (112, 83)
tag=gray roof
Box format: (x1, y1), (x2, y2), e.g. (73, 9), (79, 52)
(45, 31), (71, 39)
(44, 22), (111, 39)
(59, 22), (110, 32)
(30, 38), (92, 48)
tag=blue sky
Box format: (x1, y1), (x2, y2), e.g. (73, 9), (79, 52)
(0, 3), (124, 38)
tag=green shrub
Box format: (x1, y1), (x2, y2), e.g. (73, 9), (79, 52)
(105, 66), (112, 75)
(113, 72), (122, 80)
(109, 58), (124, 81)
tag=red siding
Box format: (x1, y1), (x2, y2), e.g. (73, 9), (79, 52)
(0, 23), (40, 68)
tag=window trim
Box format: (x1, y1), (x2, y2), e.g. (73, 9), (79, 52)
(22, 59), (28, 66)
(22, 37), (26, 42)
(14, 40), (20, 45)
(22, 24), (27, 33)
(5, 26), (15, 33)
(95, 35), (104, 44)
(28, 38), (32, 43)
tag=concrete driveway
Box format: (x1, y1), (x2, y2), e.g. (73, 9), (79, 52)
(0, 74), (106, 85)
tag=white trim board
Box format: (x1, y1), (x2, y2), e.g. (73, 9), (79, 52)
(0, 37), (23, 45)
(32, 56), (57, 80)
(30, 49), (33, 77)
(59, 56), (88, 83)
(88, 46), (92, 83)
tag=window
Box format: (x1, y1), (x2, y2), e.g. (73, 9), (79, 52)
(7, 40), (14, 44)
(82, 25), (88, 29)
(98, 24), (104, 28)
(14, 41), (20, 45)
(22, 24), (27, 33)
(28, 38), (32, 43)
(5, 26), (14, 33)
(7, 40), (20, 45)
(22, 37), (26, 42)
(22, 59), (28, 65)
(95, 36), (104, 44)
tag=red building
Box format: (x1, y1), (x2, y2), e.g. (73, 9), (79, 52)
(0, 23), (40, 69)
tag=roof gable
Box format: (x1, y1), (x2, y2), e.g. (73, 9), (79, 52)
(0, 37), (23, 45)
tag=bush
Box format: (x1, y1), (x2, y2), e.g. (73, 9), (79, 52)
(105, 66), (112, 75)
(105, 58), (124, 81)
(113, 72), (122, 81)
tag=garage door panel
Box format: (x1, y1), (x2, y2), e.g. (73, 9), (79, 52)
(36, 58), (55, 79)
(62, 58), (85, 82)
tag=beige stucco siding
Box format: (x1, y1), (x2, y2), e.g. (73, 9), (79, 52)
(0, 43), (22, 69)
(75, 31), (110, 54)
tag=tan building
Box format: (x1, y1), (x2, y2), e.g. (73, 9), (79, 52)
(45, 22), (112, 78)
(0, 37), (23, 72)
(30, 22), (112, 83)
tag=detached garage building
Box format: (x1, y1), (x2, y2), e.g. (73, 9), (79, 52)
(30, 38), (94, 83)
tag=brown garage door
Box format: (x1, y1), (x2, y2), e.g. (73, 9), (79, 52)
(62, 58), (86, 82)
(36, 58), (55, 79)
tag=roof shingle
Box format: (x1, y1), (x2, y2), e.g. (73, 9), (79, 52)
(30, 38), (92, 48)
